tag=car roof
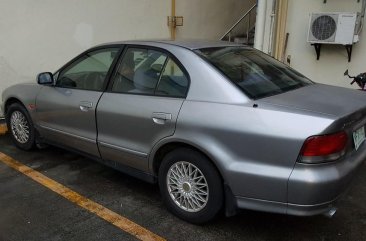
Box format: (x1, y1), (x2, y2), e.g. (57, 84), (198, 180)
(97, 39), (246, 50)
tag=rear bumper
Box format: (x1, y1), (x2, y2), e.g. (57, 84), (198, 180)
(286, 199), (337, 216)
(288, 144), (366, 207)
(233, 144), (366, 216)
(235, 196), (337, 216)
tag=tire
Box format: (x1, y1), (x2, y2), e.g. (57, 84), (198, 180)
(158, 148), (223, 224)
(6, 103), (36, 151)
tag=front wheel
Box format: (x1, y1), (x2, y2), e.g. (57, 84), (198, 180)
(158, 148), (223, 224)
(6, 103), (36, 150)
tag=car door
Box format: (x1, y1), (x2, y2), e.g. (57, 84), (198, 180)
(35, 47), (121, 157)
(97, 47), (189, 172)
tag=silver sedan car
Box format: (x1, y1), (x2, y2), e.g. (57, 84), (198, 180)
(2, 40), (366, 224)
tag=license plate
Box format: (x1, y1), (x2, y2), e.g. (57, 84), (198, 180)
(353, 126), (365, 151)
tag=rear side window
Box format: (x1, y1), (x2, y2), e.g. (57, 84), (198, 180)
(112, 48), (167, 95)
(156, 58), (189, 97)
(112, 47), (189, 97)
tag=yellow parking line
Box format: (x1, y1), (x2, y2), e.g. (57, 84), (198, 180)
(0, 123), (7, 135)
(0, 152), (165, 241)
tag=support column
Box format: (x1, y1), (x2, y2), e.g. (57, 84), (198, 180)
(273, 0), (289, 61)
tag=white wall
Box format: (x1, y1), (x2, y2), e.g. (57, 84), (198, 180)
(0, 0), (254, 116)
(284, 0), (365, 89)
(0, 0), (170, 99)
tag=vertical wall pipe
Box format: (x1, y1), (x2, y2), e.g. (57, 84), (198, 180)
(170, 0), (176, 40)
(268, 0), (277, 55)
(254, 0), (267, 50)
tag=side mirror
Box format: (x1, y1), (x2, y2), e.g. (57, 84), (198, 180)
(37, 72), (54, 85)
(344, 69), (349, 76)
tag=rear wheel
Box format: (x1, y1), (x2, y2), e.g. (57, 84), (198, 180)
(6, 103), (36, 150)
(158, 148), (223, 224)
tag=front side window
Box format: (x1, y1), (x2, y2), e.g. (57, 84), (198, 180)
(196, 47), (313, 99)
(112, 47), (189, 97)
(57, 48), (119, 91)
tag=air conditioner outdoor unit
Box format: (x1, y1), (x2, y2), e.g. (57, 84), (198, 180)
(307, 12), (360, 45)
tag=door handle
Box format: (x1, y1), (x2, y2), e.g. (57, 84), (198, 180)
(79, 101), (93, 112)
(152, 112), (172, 124)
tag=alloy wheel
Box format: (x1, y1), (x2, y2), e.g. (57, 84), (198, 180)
(10, 110), (30, 144)
(166, 161), (209, 212)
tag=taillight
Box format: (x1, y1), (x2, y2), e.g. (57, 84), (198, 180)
(299, 131), (348, 164)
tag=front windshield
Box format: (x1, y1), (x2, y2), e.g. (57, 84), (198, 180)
(196, 47), (313, 99)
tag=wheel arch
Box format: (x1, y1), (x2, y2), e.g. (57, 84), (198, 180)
(4, 97), (26, 117)
(151, 140), (226, 183)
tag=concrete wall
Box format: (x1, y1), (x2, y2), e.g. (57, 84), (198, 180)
(175, 0), (256, 39)
(0, 0), (253, 116)
(0, 0), (170, 102)
(283, 0), (365, 89)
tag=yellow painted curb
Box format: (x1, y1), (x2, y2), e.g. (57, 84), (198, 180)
(0, 123), (7, 135)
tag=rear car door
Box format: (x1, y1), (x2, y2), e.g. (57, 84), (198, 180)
(97, 47), (189, 172)
(35, 47), (120, 157)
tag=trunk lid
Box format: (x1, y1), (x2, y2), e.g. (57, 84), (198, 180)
(258, 84), (366, 119)
(258, 83), (366, 155)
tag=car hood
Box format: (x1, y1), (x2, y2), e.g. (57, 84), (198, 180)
(258, 84), (366, 118)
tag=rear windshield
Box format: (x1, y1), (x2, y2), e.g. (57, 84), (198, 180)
(195, 47), (313, 99)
